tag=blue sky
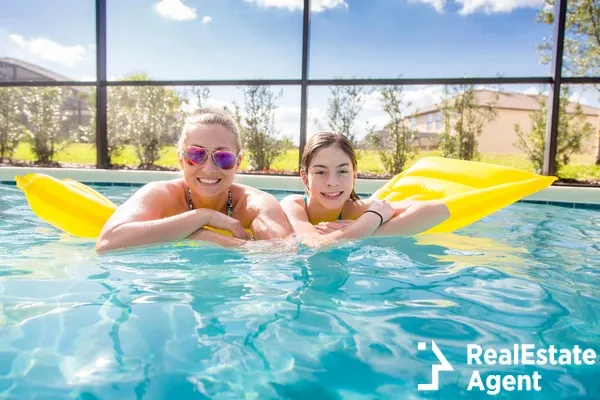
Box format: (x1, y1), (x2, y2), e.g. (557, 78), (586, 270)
(0, 0), (598, 141)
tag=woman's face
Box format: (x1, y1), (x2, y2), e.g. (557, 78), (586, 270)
(302, 146), (357, 209)
(179, 124), (241, 198)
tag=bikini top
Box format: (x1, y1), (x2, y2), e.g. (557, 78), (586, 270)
(303, 194), (343, 220)
(187, 187), (233, 217)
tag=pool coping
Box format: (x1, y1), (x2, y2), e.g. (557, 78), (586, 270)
(2, 166), (600, 210)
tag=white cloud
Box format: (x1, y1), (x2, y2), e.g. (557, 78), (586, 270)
(410, 0), (543, 14)
(523, 86), (540, 95)
(79, 75), (96, 81)
(244, 0), (348, 13)
(154, 0), (197, 21)
(568, 92), (588, 105)
(274, 105), (325, 141)
(456, 0), (544, 15)
(8, 34), (86, 67)
(523, 87), (590, 106)
(363, 91), (382, 112)
(409, 0), (446, 13)
(366, 86), (444, 117)
(9, 33), (24, 46)
(181, 96), (235, 114)
(523, 86), (549, 96)
(202, 16), (213, 24)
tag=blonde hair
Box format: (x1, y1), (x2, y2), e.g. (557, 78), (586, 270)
(177, 108), (242, 154)
(301, 131), (360, 201)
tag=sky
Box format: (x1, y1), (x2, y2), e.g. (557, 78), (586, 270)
(1, 0), (598, 143)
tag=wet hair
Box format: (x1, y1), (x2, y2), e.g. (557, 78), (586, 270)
(177, 108), (242, 155)
(301, 131), (359, 201)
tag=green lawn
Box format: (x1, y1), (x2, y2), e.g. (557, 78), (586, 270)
(9, 142), (600, 182)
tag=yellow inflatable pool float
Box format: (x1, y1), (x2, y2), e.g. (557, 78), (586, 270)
(372, 156), (556, 233)
(15, 174), (252, 239)
(15, 156), (556, 238)
(16, 174), (115, 238)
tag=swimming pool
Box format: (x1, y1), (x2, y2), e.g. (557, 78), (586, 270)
(1, 182), (599, 399)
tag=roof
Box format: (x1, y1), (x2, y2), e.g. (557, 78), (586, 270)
(413, 89), (599, 117)
(0, 57), (89, 94)
(371, 129), (438, 139)
(0, 57), (77, 81)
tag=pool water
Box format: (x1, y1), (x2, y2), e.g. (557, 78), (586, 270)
(0, 183), (599, 399)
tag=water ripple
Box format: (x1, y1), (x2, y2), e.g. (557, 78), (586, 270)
(1, 184), (599, 399)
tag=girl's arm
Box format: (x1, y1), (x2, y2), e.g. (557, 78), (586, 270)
(314, 199), (450, 237)
(372, 200), (450, 236)
(280, 195), (391, 248)
(96, 182), (250, 252)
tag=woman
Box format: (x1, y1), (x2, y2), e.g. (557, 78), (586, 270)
(96, 108), (292, 252)
(280, 132), (450, 248)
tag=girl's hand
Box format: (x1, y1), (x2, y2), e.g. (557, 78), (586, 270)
(367, 200), (394, 225)
(314, 219), (354, 234)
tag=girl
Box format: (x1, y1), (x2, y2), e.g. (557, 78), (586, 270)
(281, 132), (450, 248)
(96, 108), (292, 252)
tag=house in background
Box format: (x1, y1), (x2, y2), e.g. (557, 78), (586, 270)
(362, 129), (439, 151)
(0, 57), (92, 128)
(407, 90), (599, 155)
(0, 57), (76, 82)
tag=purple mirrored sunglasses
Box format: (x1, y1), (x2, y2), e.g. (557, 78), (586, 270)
(182, 146), (238, 170)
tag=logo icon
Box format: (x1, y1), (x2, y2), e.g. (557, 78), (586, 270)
(418, 341), (454, 391)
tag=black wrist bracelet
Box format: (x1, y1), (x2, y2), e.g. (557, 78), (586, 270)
(364, 210), (384, 227)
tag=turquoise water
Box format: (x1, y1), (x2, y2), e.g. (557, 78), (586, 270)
(0, 183), (599, 399)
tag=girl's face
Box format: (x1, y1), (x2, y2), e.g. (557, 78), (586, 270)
(302, 146), (357, 209)
(178, 124), (241, 198)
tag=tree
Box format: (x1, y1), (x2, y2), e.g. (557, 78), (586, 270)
(439, 85), (498, 161)
(233, 85), (285, 171)
(184, 86), (211, 111)
(537, 0), (600, 164)
(366, 85), (418, 175)
(80, 87), (130, 166)
(79, 74), (183, 167)
(22, 87), (70, 164)
(0, 87), (24, 162)
(515, 86), (594, 173)
(323, 84), (372, 147)
(127, 84), (183, 167)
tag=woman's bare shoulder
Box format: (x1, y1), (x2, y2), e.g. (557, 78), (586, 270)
(232, 183), (279, 204)
(281, 193), (304, 205)
(127, 178), (184, 203)
(100, 178), (185, 230)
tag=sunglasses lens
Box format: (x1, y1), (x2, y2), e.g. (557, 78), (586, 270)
(213, 151), (237, 170)
(184, 147), (207, 165)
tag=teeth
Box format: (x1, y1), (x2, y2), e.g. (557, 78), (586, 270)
(323, 192), (342, 198)
(199, 178), (219, 184)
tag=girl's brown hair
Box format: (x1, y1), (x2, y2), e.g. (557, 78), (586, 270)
(301, 131), (360, 201)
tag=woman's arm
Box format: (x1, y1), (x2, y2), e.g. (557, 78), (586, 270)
(96, 183), (249, 252)
(187, 228), (249, 248)
(372, 200), (450, 236)
(249, 192), (294, 240)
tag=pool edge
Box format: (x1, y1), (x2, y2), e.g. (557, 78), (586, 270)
(2, 166), (599, 209)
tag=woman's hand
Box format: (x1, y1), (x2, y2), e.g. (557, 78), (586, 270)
(205, 211), (253, 240)
(188, 228), (248, 247)
(314, 219), (354, 234)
